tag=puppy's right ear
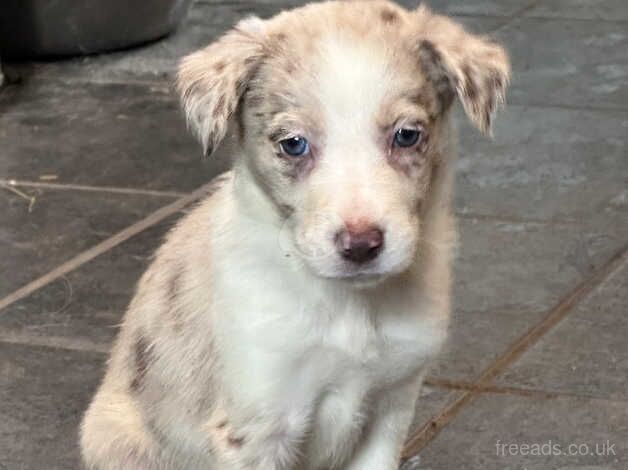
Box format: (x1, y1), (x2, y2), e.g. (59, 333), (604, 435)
(177, 17), (266, 156)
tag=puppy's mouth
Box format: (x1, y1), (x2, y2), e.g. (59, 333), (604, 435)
(338, 271), (386, 288)
(320, 264), (389, 286)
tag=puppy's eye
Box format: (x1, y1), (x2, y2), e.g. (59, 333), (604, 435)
(393, 128), (421, 148)
(279, 136), (310, 157)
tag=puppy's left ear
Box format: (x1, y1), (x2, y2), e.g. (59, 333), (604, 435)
(177, 17), (266, 156)
(414, 6), (510, 135)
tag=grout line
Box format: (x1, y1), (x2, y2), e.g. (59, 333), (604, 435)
(423, 377), (628, 403)
(0, 178), (222, 313)
(0, 179), (186, 198)
(402, 390), (477, 458)
(402, 242), (628, 458)
(0, 333), (110, 355)
(425, 377), (561, 399)
(472, 244), (628, 386)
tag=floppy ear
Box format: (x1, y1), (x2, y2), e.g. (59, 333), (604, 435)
(414, 6), (510, 135)
(177, 17), (266, 156)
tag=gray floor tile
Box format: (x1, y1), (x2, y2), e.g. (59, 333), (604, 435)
(497, 255), (628, 400)
(409, 393), (628, 469)
(431, 308), (543, 382)
(0, 189), (168, 298)
(429, 216), (625, 381)
(399, 0), (533, 17)
(0, 217), (179, 352)
(453, 15), (506, 34)
(439, 0), (532, 17)
(0, 81), (229, 192)
(454, 217), (623, 315)
(454, 105), (628, 224)
(0, 342), (105, 470)
(496, 17), (628, 109)
(525, 0), (628, 21)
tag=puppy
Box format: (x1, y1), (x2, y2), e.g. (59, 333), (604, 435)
(80, 1), (509, 468)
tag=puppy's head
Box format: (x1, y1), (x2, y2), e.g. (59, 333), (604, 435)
(178, 1), (509, 284)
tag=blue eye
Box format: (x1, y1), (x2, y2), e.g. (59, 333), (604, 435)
(279, 136), (309, 157)
(393, 128), (421, 148)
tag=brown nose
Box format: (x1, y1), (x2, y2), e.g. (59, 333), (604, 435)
(335, 226), (384, 264)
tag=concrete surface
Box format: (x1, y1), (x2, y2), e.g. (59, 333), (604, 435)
(0, 0), (627, 469)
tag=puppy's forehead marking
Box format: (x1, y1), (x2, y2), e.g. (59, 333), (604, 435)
(315, 35), (391, 136)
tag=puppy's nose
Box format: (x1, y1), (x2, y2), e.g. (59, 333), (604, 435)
(335, 226), (384, 264)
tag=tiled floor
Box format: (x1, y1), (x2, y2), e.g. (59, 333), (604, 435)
(1, 1), (627, 469)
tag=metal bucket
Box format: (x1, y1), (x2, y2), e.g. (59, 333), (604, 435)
(0, 0), (194, 59)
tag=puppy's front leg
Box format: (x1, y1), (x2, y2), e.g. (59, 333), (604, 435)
(211, 407), (309, 470)
(345, 380), (421, 470)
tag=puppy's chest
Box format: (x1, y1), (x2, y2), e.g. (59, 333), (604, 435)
(217, 281), (437, 465)
(229, 288), (434, 400)
(290, 312), (425, 467)
(252, 300), (427, 392)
